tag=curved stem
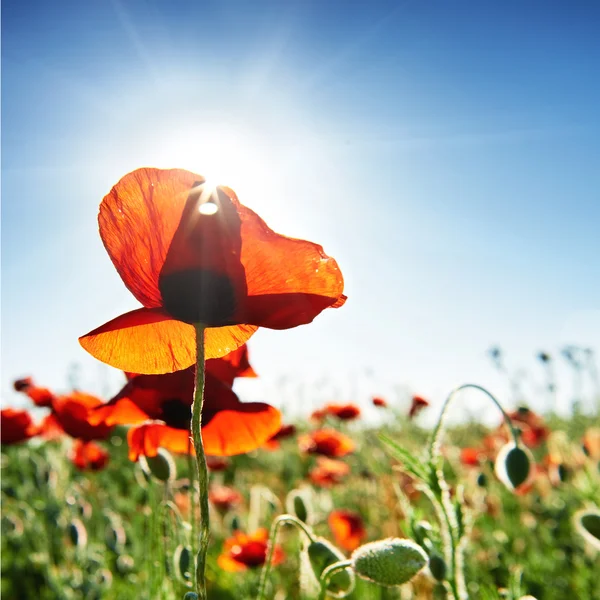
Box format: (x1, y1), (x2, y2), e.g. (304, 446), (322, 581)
(429, 384), (520, 463)
(257, 514), (316, 600)
(192, 324), (209, 599)
(318, 560), (353, 600)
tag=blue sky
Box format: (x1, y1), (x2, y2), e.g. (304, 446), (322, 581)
(2, 0), (599, 424)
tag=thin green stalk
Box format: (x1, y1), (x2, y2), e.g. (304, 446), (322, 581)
(429, 383), (520, 464)
(257, 514), (315, 600)
(192, 324), (209, 599)
(318, 560), (353, 600)
(187, 439), (197, 547)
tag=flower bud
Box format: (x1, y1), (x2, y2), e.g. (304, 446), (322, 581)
(286, 489), (312, 525)
(351, 538), (428, 586)
(174, 544), (193, 581)
(183, 593), (199, 600)
(305, 537), (354, 595)
(116, 555), (135, 574)
(68, 519), (88, 548)
(574, 510), (600, 550)
(495, 443), (532, 491)
(140, 449), (176, 482)
(105, 522), (127, 553)
(428, 553), (446, 582)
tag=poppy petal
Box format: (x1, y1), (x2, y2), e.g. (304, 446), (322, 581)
(127, 423), (193, 461)
(79, 308), (196, 373)
(220, 187), (345, 328)
(80, 309), (257, 374)
(202, 403), (281, 456)
(89, 399), (152, 426)
(99, 168), (201, 308)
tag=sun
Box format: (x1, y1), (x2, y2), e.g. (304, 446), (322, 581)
(151, 126), (273, 211)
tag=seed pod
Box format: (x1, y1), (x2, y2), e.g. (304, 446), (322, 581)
(139, 449), (176, 482)
(428, 553), (447, 582)
(305, 537), (354, 595)
(495, 443), (533, 491)
(351, 538), (428, 587)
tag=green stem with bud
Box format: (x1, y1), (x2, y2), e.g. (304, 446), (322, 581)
(192, 324), (209, 599)
(318, 560), (353, 600)
(257, 514), (316, 600)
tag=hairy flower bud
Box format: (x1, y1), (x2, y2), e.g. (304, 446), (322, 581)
(304, 537), (354, 596)
(495, 443), (533, 491)
(140, 449), (176, 482)
(351, 538), (428, 586)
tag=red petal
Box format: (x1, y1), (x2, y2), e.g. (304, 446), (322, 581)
(99, 168), (201, 308)
(222, 186), (345, 328)
(127, 423), (192, 461)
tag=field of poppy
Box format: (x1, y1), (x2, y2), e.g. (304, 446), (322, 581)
(2, 168), (599, 600)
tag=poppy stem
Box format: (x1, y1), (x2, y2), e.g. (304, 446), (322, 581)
(318, 560), (353, 600)
(192, 323), (209, 599)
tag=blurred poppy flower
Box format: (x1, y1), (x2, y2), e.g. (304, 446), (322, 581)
(53, 392), (113, 442)
(299, 429), (355, 458)
(209, 485), (243, 512)
(328, 509), (366, 551)
(325, 403), (361, 421)
(38, 413), (64, 441)
(13, 377), (55, 408)
(0, 408), (38, 445)
(262, 424), (297, 450)
(503, 408), (549, 449)
(70, 440), (109, 471)
(92, 365), (280, 460)
(372, 396), (387, 408)
(409, 395), (429, 419)
(217, 528), (284, 571)
(460, 447), (483, 467)
(583, 427), (600, 460)
(206, 456), (229, 471)
(79, 168), (345, 374)
(310, 407), (328, 422)
(309, 457), (350, 487)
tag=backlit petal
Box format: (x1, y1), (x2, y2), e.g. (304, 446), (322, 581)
(99, 168), (201, 307)
(79, 308), (196, 374)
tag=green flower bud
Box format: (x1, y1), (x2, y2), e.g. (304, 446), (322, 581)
(105, 522), (127, 553)
(305, 538), (354, 596)
(495, 443), (532, 491)
(140, 449), (176, 482)
(174, 544), (193, 581)
(286, 489), (312, 525)
(351, 538), (428, 587)
(428, 553), (447, 581)
(116, 555), (135, 574)
(476, 473), (488, 487)
(574, 510), (600, 550)
(68, 519), (88, 548)
(183, 593), (199, 600)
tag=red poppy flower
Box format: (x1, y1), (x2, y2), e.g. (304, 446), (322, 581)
(92, 366), (280, 460)
(583, 427), (600, 460)
(505, 408), (549, 448)
(325, 403), (361, 421)
(70, 440), (110, 471)
(372, 396), (387, 408)
(298, 429), (355, 458)
(38, 413), (64, 441)
(460, 447), (483, 467)
(13, 377), (56, 408)
(79, 168), (345, 374)
(310, 407), (328, 422)
(0, 408), (38, 445)
(309, 457), (350, 487)
(218, 528), (284, 571)
(209, 485), (243, 512)
(409, 395), (429, 419)
(262, 423), (297, 450)
(328, 509), (366, 551)
(52, 392), (113, 442)
(206, 456), (229, 471)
